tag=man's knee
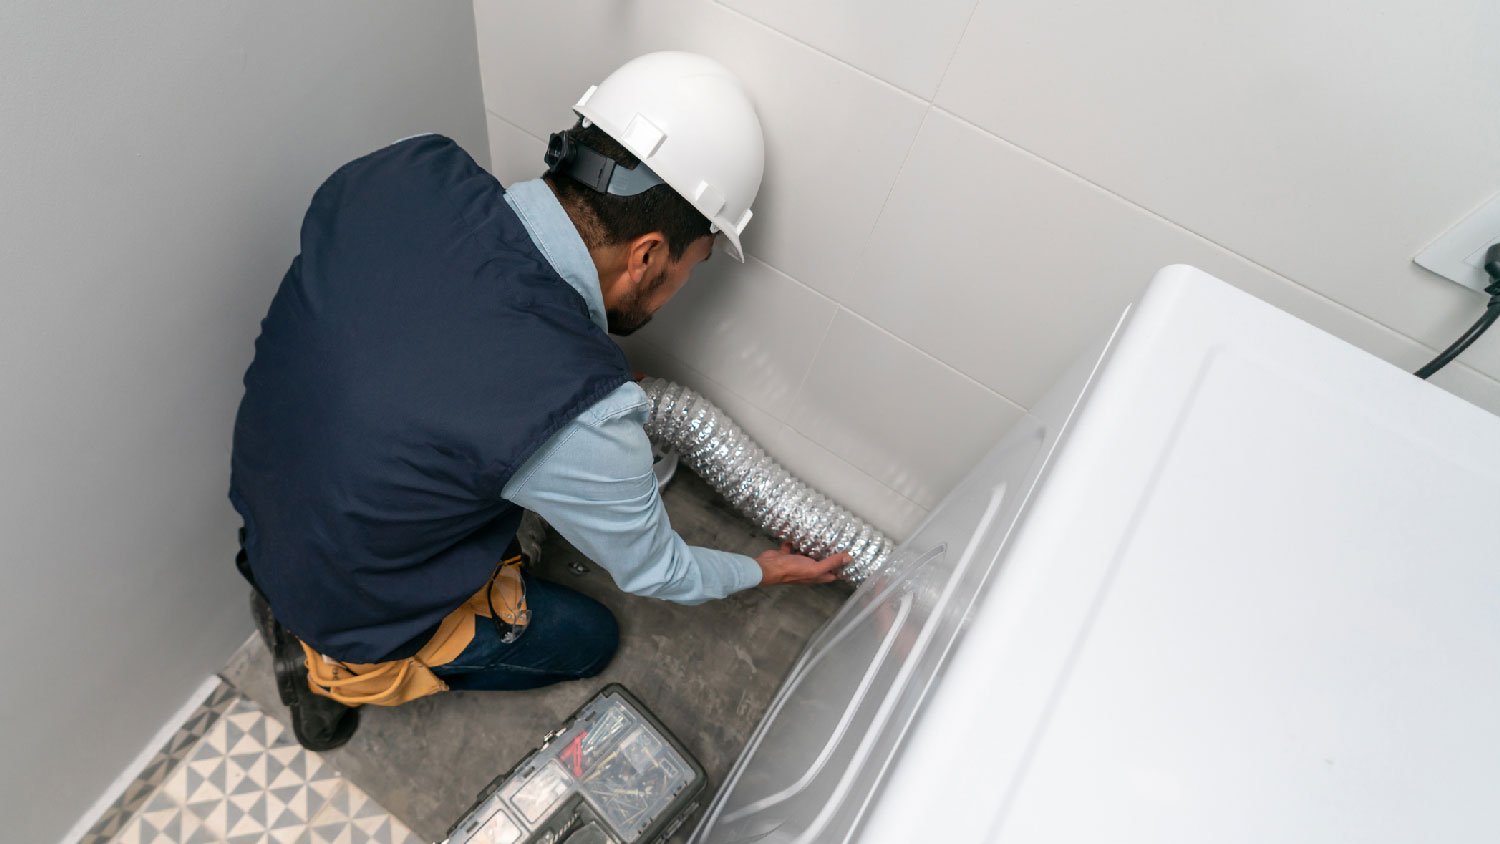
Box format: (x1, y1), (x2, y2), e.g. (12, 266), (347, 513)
(517, 577), (620, 680)
(574, 598), (619, 678)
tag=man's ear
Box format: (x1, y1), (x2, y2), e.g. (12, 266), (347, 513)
(626, 232), (669, 285)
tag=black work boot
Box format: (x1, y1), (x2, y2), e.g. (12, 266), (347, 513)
(249, 589), (277, 651)
(249, 591), (360, 751)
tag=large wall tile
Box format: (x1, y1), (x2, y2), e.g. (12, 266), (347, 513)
(771, 430), (930, 541)
(614, 334), (929, 540)
(632, 257), (838, 420)
(844, 112), (1500, 413)
(717, 0), (979, 98)
(789, 309), (1025, 509)
(937, 0), (1500, 379)
(614, 334), (791, 453)
(484, 111), (544, 187)
(843, 111), (1210, 404)
(472, 0), (926, 296)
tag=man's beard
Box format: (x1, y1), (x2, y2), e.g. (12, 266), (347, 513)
(606, 266), (669, 336)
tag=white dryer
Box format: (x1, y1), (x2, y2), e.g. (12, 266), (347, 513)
(691, 265), (1500, 844)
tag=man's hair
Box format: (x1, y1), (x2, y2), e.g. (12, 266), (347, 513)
(544, 121), (711, 260)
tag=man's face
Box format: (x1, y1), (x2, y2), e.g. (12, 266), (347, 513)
(606, 234), (715, 336)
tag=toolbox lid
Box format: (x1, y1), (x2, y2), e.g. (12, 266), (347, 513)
(449, 685), (705, 844)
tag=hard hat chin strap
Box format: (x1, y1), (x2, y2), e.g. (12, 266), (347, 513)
(545, 132), (666, 197)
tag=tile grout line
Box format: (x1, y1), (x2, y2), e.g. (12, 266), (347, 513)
(782, 301), (844, 422)
(708, 0), (937, 104)
(630, 332), (924, 513)
(930, 106), (1500, 386)
(731, 252), (1035, 410)
(776, 305), (1026, 509)
(688, 249), (1035, 412)
(928, 0), (987, 100)
(839, 305), (1031, 411)
(706, 3), (943, 281)
(761, 306), (948, 514)
(850, 106), (934, 263)
(745, 254), (839, 308)
(485, 107), (547, 144)
(630, 334), (783, 426)
(633, 334), (798, 457)
(778, 418), (936, 514)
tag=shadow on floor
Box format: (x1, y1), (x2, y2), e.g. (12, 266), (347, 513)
(220, 471), (849, 842)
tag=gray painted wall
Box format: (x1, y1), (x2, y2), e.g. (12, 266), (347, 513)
(0, 4), (487, 840)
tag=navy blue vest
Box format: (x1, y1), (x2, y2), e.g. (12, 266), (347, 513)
(229, 135), (629, 662)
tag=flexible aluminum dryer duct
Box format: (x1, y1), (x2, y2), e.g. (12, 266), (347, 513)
(641, 378), (894, 584)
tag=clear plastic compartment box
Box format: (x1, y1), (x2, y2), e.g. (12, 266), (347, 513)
(445, 685), (707, 844)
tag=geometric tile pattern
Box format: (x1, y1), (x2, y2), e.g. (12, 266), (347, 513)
(114, 789), (219, 844)
(207, 700), (339, 840)
(305, 782), (421, 844)
(80, 682), (238, 844)
(107, 692), (421, 844)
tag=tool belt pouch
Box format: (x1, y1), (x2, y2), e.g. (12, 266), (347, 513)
(302, 557), (529, 707)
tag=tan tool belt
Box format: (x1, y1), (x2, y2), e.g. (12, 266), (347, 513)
(301, 556), (529, 707)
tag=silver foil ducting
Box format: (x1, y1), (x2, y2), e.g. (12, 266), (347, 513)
(641, 377), (894, 584)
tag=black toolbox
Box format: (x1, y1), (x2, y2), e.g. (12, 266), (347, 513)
(443, 684), (708, 844)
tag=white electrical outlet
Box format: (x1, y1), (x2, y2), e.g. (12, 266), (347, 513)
(1414, 192), (1500, 293)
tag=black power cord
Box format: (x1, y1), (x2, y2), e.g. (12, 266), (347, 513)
(1415, 242), (1500, 379)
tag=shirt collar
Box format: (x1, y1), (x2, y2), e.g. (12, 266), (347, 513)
(503, 179), (607, 332)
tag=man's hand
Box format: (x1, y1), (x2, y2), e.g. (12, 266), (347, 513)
(755, 543), (851, 586)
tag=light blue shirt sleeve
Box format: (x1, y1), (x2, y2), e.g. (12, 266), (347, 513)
(501, 381), (764, 603)
(495, 178), (758, 602)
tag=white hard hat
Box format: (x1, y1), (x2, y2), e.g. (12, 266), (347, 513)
(572, 52), (765, 262)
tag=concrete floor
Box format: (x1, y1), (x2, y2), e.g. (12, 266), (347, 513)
(220, 471), (849, 842)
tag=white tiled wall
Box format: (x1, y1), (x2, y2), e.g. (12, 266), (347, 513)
(472, 0), (1500, 540)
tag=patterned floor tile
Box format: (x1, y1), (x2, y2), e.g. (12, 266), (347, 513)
(97, 682), (422, 844)
(306, 781), (422, 844)
(113, 788), (221, 844)
(128, 695), (341, 843)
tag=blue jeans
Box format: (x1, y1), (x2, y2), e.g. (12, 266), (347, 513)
(431, 572), (619, 691)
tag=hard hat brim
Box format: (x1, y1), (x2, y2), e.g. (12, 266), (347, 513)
(718, 227), (746, 263)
